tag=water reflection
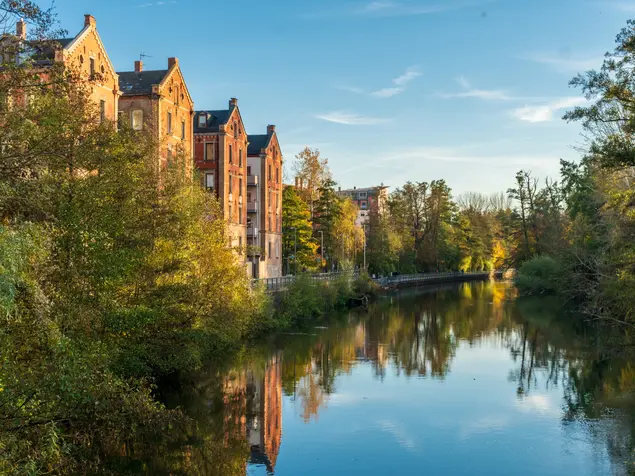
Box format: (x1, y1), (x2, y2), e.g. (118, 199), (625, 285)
(135, 282), (634, 475)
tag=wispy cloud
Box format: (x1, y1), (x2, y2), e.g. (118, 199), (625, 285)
(368, 66), (421, 98)
(336, 85), (365, 94)
(608, 2), (635, 13)
(521, 53), (601, 73)
(315, 111), (389, 125)
(512, 97), (587, 123)
(377, 420), (417, 451)
(304, 0), (490, 19)
(441, 76), (513, 100)
(137, 0), (176, 7)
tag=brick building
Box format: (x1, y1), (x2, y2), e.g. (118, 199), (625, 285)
(246, 125), (283, 279)
(193, 99), (248, 255)
(118, 57), (194, 171)
(336, 185), (389, 226)
(2, 15), (120, 120)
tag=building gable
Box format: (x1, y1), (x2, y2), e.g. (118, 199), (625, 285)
(159, 62), (194, 109)
(62, 20), (118, 85)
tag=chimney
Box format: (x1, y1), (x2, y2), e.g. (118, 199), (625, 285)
(134, 60), (143, 72)
(353, 186), (357, 190)
(16, 19), (26, 40)
(84, 14), (96, 27)
(267, 124), (276, 135)
(229, 98), (238, 108)
(168, 57), (178, 68)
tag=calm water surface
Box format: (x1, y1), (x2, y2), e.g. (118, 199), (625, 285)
(159, 281), (635, 475)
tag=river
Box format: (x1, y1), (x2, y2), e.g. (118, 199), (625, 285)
(150, 280), (634, 475)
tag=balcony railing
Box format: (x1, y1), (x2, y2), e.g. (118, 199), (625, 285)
(247, 175), (258, 186)
(247, 226), (259, 237)
(247, 202), (258, 213)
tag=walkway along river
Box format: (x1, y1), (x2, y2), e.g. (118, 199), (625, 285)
(126, 280), (635, 475)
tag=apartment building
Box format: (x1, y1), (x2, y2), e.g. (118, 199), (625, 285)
(118, 57), (194, 171)
(336, 185), (389, 226)
(246, 125), (283, 279)
(2, 15), (121, 120)
(193, 99), (248, 253)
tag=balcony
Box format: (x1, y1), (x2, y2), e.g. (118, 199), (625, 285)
(247, 175), (258, 187)
(247, 202), (258, 213)
(247, 226), (259, 237)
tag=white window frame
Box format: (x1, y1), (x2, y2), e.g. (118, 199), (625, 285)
(132, 109), (143, 131)
(205, 173), (215, 191)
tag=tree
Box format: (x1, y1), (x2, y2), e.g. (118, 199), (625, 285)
(292, 147), (331, 217)
(281, 186), (318, 274)
(313, 178), (343, 269)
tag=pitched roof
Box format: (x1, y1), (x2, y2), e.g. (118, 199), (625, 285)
(118, 69), (169, 96)
(247, 134), (272, 155)
(194, 109), (232, 133)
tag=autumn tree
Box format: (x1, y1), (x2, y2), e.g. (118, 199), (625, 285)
(282, 185), (319, 274)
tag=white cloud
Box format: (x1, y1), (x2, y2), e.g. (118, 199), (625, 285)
(137, 0), (176, 6)
(370, 87), (404, 98)
(441, 76), (513, 100)
(512, 97), (587, 123)
(336, 85), (365, 94)
(315, 111), (388, 125)
(393, 68), (421, 86)
(369, 66), (421, 98)
(522, 53), (601, 73)
(364, 0), (396, 11)
(609, 2), (635, 13)
(304, 0), (489, 19)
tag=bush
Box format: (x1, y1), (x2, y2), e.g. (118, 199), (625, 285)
(514, 255), (563, 296)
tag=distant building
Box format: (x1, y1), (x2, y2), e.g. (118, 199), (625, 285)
(118, 57), (194, 171)
(336, 184), (389, 226)
(193, 99), (248, 261)
(247, 125), (283, 279)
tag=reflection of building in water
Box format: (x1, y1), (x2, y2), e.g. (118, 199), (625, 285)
(353, 321), (388, 377)
(246, 353), (282, 473)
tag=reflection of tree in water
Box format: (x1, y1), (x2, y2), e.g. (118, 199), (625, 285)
(141, 281), (634, 475)
(508, 297), (635, 475)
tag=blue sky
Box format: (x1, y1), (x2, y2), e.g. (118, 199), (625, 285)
(51, 0), (633, 194)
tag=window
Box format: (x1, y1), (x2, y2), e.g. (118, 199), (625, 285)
(132, 109), (143, 130)
(229, 203), (232, 221)
(276, 167), (279, 184)
(276, 192), (279, 210)
(181, 120), (186, 140)
(90, 57), (95, 77)
(276, 241), (280, 259)
(247, 192), (252, 202)
(268, 164), (272, 181)
(99, 100), (106, 122)
(167, 112), (172, 134)
(198, 114), (206, 128)
(239, 236), (242, 249)
(229, 145), (233, 164)
(229, 174), (233, 194)
(268, 241), (272, 258)
(117, 111), (125, 130)
(361, 201), (368, 209)
(234, 122), (238, 139)
(247, 165), (251, 175)
(239, 205), (243, 224)
(359, 191), (368, 199)
(205, 173), (215, 191)
(205, 143), (215, 162)
(239, 149), (242, 167)
(239, 178), (243, 196)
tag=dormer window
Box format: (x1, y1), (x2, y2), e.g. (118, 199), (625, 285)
(198, 114), (206, 128)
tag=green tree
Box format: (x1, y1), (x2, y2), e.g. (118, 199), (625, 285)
(282, 186), (318, 274)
